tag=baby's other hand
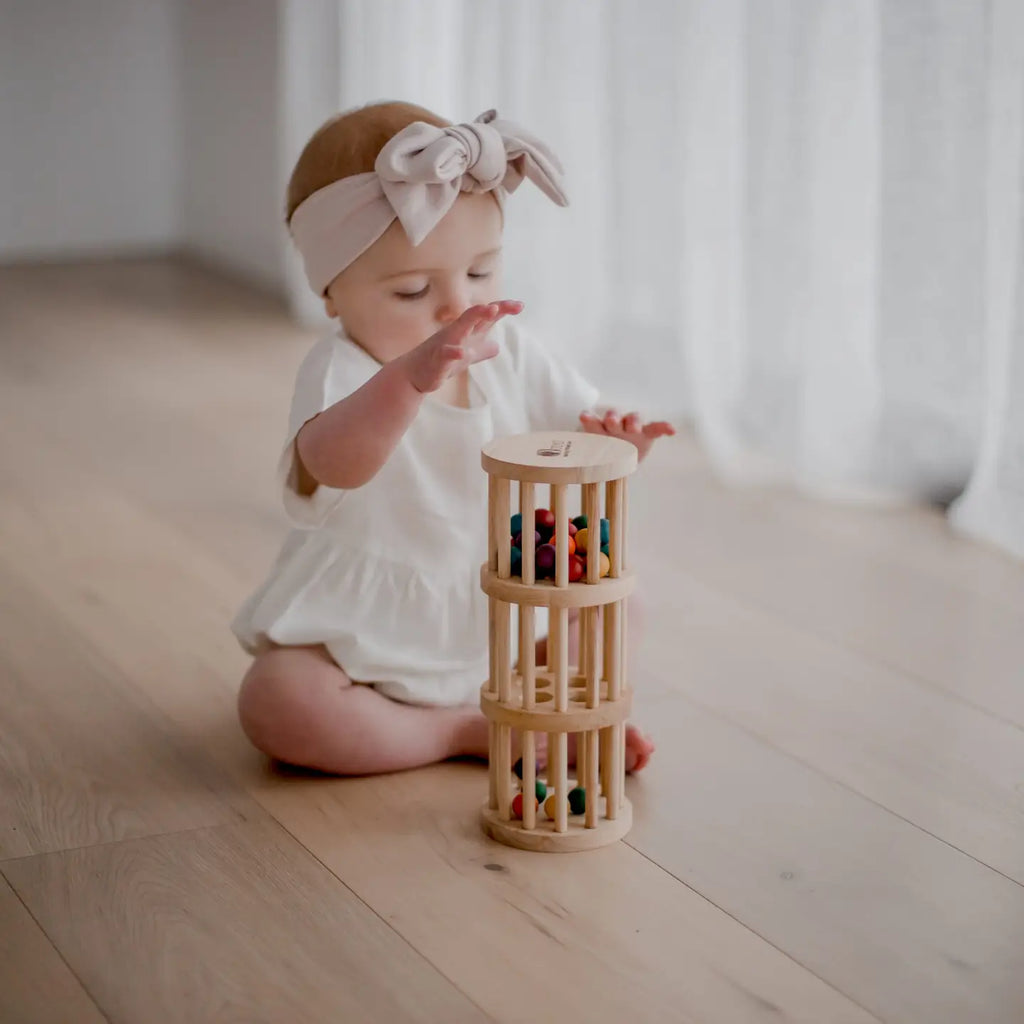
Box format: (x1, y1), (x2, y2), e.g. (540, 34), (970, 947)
(578, 408), (676, 461)
(399, 301), (522, 395)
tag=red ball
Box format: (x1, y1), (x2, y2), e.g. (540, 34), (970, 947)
(568, 554), (585, 582)
(512, 792), (536, 820)
(567, 522), (578, 537)
(535, 509), (556, 541)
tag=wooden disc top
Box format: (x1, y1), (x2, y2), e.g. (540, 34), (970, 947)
(482, 431), (637, 484)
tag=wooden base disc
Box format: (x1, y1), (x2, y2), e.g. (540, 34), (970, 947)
(481, 798), (632, 853)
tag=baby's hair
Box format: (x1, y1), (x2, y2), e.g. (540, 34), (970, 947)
(286, 101), (450, 222)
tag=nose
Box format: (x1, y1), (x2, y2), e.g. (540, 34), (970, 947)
(434, 281), (470, 326)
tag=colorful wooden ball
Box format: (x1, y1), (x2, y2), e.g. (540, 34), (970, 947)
(567, 522), (578, 537)
(601, 543), (609, 556)
(599, 518), (610, 545)
(543, 793), (561, 820)
(598, 552), (611, 578)
(513, 757), (524, 779)
(535, 779), (547, 801)
(568, 554), (585, 582)
(510, 513), (523, 536)
(575, 528), (590, 554)
(568, 787), (586, 815)
(535, 544), (556, 577)
(513, 530), (541, 550)
(512, 792), (538, 819)
(535, 508), (556, 534)
(511, 546), (522, 575)
(572, 514), (588, 530)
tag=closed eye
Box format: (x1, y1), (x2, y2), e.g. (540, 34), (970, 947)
(395, 285), (429, 300)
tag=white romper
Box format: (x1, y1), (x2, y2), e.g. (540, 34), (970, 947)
(231, 318), (600, 707)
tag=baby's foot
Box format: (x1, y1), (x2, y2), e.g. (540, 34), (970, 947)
(624, 725), (655, 772)
(524, 724), (654, 775)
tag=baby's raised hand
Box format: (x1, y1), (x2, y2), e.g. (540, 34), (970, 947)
(578, 408), (676, 461)
(398, 301), (523, 395)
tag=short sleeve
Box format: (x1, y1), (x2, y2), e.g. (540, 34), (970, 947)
(507, 321), (601, 431)
(277, 337), (351, 527)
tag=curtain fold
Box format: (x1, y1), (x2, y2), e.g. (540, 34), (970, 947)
(283, 0), (1024, 559)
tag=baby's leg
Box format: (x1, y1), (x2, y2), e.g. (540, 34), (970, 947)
(237, 645), (490, 775)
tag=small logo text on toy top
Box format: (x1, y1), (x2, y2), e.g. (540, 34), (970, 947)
(537, 439), (572, 458)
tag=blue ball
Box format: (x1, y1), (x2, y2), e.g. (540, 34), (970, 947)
(600, 518), (610, 545)
(510, 513), (523, 536)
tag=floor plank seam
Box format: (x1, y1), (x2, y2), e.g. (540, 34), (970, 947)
(1, 873), (114, 1024)
(637, 685), (1024, 890)
(662, 562), (1024, 736)
(619, 839), (887, 1023)
(255, 814), (500, 1023)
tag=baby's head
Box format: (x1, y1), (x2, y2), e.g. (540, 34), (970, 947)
(286, 102), (567, 363)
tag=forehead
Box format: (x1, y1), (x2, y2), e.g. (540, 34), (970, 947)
(366, 192), (503, 275)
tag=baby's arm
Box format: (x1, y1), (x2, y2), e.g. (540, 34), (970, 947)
(296, 301), (521, 491)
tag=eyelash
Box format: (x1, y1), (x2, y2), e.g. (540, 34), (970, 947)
(395, 272), (491, 300)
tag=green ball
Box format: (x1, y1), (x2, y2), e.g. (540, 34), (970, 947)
(568, 787), (586, 815)
(572, 514), (588, 530)
(535, 779), (548, 802)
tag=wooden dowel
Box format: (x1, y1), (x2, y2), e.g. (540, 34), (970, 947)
(606, 599), (622, 701)
(607, 723), (622, 820)
(495, 477), (511, 578)
(489, 474), (500, 577)
(488, 721), (498, 810)
(520, 481), (536, 586)
(553, 731), (568, 833)
(621, 478), (629, 572)
(584, 483), (600, 585)
(608, 477), (623, 578)
(579, 607), (589, 678)
(520, 605), (535, 709)
(599, 727), (611, 800)
(576, 731), (586, 789)
(523, 731), (536, 830)
(554, 483), (568, 588)
(497, 724), (512, 820)
(585, 729), (599, 828)
(554, 607), (569, 713)
(587, 599), (601, 709)
(496, 599), (512, 703)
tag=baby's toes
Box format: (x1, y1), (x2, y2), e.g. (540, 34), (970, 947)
(625, 725), (655, 773)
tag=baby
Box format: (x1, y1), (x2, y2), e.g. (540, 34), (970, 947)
(233, 101), (673, 776)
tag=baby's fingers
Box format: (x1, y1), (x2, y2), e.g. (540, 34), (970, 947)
(642, 420), (677, 438)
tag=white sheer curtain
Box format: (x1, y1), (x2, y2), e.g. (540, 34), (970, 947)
(283, 0), (1024, 560)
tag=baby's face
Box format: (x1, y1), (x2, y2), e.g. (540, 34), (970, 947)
(325, 192), (504, 362)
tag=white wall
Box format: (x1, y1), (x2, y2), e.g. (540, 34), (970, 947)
(0, 0), (182, 259)
(179, 0), (285, 293)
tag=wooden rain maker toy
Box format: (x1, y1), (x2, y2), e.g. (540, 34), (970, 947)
(479, 431), (637, 852)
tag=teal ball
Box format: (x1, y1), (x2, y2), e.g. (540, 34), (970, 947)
(511, 546), (522, 575)
(510, 513), (523, 536)
(599, 518), (610, 545)
(601, 543), (609, 556)
(568, 787), (586, 815)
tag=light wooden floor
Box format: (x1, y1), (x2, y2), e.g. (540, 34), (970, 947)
(1, 258), (1023, 1024)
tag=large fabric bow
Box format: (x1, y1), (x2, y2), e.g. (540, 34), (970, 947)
(376, 110), (568, 245)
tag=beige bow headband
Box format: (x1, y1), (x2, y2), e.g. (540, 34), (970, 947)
(288, 109), (568, 295)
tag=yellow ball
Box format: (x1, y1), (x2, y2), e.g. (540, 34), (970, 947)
(599, 552), (611, 578)
(544, 793), (560, 820)
(575, 528), (589, 554)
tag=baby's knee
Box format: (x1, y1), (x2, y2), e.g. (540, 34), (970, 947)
(236, 649), (322, 761)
